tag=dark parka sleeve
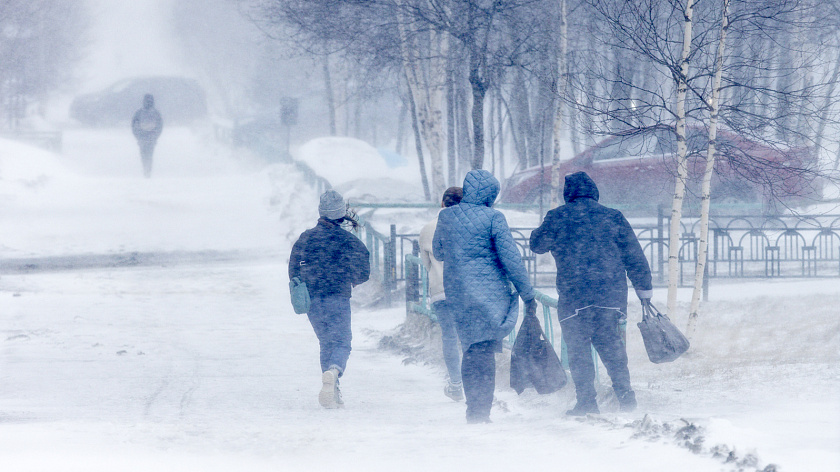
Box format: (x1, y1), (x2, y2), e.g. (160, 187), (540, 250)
(131, 111), (141, 139)
(615, 214), (653, 291)
(288, 232), (308, 281)
(344, 233), (370, 286)
(529, 210), (557, 255)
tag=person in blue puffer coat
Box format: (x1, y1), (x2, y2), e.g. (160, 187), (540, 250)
(433, 169), (537, 424)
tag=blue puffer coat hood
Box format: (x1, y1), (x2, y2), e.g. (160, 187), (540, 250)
(432, 169), (535, 351)
(462, 169), (500, 207)
(563, 171), (599, 203)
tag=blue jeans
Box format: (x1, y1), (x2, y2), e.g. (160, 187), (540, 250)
(433, 300), (462, 384)
(307, 295), (352, 375)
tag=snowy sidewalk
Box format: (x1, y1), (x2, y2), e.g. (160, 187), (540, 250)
(2, 260), (836, 471)
(0, 261), (721, 472)
(0, 131), (837, 471)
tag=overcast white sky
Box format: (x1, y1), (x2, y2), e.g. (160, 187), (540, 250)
(79, 0), (186, 92)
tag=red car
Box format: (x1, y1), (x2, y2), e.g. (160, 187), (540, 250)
(500, 126), (821, 213)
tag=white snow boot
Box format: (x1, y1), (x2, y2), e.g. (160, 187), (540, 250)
(319, 367), (340, 409)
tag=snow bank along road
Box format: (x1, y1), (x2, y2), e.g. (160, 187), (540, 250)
(0, 129), (837, 471)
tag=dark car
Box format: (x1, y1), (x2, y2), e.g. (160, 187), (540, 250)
(70, 76), (208, 126)
(501, 126), (821, 213)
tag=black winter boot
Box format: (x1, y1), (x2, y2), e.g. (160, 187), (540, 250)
(566, 402), (600, 416)
(618, 390), (637, 412)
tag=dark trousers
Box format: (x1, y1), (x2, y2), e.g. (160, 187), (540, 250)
(461, 340), (497, 421)
(561, 307), (632, 407)
(138, 140), (156, 178)
(306, 295), (352, 375)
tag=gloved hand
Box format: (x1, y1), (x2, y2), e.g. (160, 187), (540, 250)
(636, 289), (653, 307)
(525, 298), (538, 318)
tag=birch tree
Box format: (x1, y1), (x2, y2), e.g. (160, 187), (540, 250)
(405, 73), (433, 200)
(814, 45), (840, 169)
(816, 3), (840, 170)
(687, 0), (730, 338)
(575, 0), (836, 321)
(550, 0), (569, 208)
(0, 0), (87, 127)
(666, 0), (695, 318)
(409, 0), (553, 171)
(396, 3), (447, 198)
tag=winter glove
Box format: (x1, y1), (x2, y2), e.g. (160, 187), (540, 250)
(525, 298), (538, 318)
(635, 289), (653, 306)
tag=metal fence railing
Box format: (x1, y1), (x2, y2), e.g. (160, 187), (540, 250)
(404, 252), (607, 373)
(404, 251), (557, 345)
(355, 219), (398, 305)
(369, 204), (840, 308)
(639, 209), (840, 285)
(354, 220), (423, 308)
(513, 208), (840, 290)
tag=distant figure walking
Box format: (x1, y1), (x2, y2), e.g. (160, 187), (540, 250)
(289, 190), (370, 409)
(433, 169), (537, 424)
(529, 171), (652, 416)
(419, 186), (464, 402)
(131, 94), (163, 178)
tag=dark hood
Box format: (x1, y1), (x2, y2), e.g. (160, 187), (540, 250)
(462, 169), (500, 207)
(563, 171), (599, 203)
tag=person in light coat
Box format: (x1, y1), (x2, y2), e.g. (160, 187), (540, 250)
(419, 187), (464, 401)
(433, 169), (537, 423)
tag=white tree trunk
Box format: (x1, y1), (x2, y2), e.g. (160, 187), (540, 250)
(687, 0), (730, 338)
(424, 29), (449, 199)
(396, 1), (447, 199)
(497, 89), (506, 180)
(323, 54), (337, 136)
(550, 0), (568, 208)
(666, 0), (695, 317)
(815, 44), (840, 168)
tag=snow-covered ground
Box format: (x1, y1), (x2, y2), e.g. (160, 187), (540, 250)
(0, 129), (838, 471)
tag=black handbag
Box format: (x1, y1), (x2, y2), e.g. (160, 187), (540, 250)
(637, 301), (690, 363)
(510, 310), (567, 395)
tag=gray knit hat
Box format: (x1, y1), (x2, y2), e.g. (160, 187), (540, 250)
(319, 190), (346, 220)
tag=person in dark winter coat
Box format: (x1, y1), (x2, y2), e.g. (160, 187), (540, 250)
(529, 171), (652, 416)
(289, 190), (370, 409)
(131, 94), (163, 178)
(433, 169), (537, 423)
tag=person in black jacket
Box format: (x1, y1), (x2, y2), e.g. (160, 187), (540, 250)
(289, 190), (370, 409)
(530, 171), (652, 416)
(131, 94), (163, 178)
